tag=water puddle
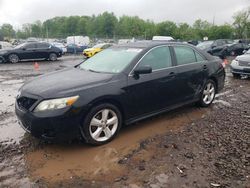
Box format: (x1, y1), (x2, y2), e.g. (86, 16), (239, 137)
(26, 106), (209, 184)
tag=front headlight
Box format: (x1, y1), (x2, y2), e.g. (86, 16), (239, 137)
(34, 96), (79, 112)
(232, 59), (239, 66)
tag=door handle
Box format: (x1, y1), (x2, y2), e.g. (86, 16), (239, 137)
(203, 65), (208, 70)
(169, 72), (175, 77)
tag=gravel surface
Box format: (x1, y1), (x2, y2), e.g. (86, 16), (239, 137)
(0, 58), (249, 187)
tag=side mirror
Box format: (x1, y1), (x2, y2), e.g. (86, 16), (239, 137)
(211, 45), (216, 49)
(133, 66), (152, 78)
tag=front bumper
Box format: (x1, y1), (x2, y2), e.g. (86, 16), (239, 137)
(230, 65), (250, 76)
(15, 102), (83, 141)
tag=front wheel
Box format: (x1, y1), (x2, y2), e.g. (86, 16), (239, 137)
(199, 80), (216, 107)
(9, 54), (19, 63)
(49, 53), (57, 61)
(80, 103), (122, 145)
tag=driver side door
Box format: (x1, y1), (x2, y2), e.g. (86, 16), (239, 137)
(19, 43), (37, 60)
(125, 46), (178, 120)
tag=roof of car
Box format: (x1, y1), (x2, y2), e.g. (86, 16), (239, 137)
(114, 41), (193, 49)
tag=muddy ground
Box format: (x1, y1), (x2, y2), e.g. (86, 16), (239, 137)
(0, 56), (249, 188)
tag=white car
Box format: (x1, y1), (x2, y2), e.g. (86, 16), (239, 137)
(51, 42), (67, 54)
(230, 49), (250, 77)
(0, 41), (13, 50)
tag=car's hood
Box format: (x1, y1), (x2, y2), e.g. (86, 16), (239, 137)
(21, 68), (114, 98)
(236, 54), (250, 62)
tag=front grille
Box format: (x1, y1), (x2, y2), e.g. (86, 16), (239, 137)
(239, 60), (250, 67)
(17, 97), (37, 111)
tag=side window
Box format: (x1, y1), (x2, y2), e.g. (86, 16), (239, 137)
(25, 43), (36, 49)
(138, 46), (172, 70)
(37, 43), (50, 49)
(195, 51), (205, 62)
(174, 46), (196, 65)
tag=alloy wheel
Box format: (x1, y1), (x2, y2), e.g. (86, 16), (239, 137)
(202, 82), (215, 105)
(9, 54), (19, 63)
(89, 109), (118, 142)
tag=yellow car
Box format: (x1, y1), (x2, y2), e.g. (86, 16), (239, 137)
(83, 43), (113, 58)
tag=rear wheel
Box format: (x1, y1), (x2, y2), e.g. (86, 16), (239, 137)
(80, 103), (122, 145)
(49, 53), (57, 61)
(199, 80), (216, 107)
(9, 54), (19, 63)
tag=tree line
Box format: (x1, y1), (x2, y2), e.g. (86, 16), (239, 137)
(0, 7), (249, 41)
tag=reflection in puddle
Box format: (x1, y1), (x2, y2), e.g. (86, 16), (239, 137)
(26, 106), (209, 184)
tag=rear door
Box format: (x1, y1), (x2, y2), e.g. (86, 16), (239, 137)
(126, 46), (178, 119)
(36, 43), (51, 59)
(172, 45), (208, 103)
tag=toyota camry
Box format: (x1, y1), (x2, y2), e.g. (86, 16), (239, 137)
(15, 42), (225, 145)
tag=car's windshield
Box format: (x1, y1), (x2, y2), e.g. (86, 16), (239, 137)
(79, 48), (142, 73)
(196, 41), (214, 50)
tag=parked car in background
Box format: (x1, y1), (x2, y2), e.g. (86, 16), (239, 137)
(15, 41), (225, 145)
(0, 42), (62, 63)
(152, 36), (174, 41)
(83, 43), (113, 58)
(230, 49), (250, 78)
(51, 42), (67, 54)
(66, 44), (88, 54)
(215, 43), (250, 58)
(66, 36), (90, 46)
(0, 41), (13, 50)
(197, 39), (233, 55)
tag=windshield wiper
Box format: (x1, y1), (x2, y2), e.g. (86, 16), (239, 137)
(87, 69), (101, 73)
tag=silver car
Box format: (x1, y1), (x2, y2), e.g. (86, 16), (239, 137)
(230, 49), (250, 77)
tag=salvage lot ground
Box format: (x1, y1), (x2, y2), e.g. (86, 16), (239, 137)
(0, 56), (249, 188)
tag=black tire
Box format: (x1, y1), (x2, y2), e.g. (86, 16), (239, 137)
(8, 54), (19, 63)
(232, 73), (241, 79)
(0, 57), (4, 64)
(49, 53), (57, 61)
(80, 103), (122, 145)
(198, 79), (216, 107)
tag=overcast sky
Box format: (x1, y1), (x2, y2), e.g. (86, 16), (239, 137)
(0, 0), (249, 28)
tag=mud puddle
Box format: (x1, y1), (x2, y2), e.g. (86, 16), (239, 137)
(0, 77), (25, 144)
(26, 105), (210, 185)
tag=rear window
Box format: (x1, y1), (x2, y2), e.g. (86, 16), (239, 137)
(174, 46), (196, 65)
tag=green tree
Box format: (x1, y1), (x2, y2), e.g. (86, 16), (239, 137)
(0, 23), (15, 38)
(233, 7), (250, 38)
(193, 19), (212, 39)
(156, 21), (177, 38)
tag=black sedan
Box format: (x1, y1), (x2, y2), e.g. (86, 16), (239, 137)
(208, 43), (249, 58)
(0, 42), (62, 63)
(15, 42), (225, 145)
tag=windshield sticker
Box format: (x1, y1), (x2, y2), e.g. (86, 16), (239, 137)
(126, 48), (142, 53)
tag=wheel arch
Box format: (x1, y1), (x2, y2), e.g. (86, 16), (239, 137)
(87, 97), (125, 124)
